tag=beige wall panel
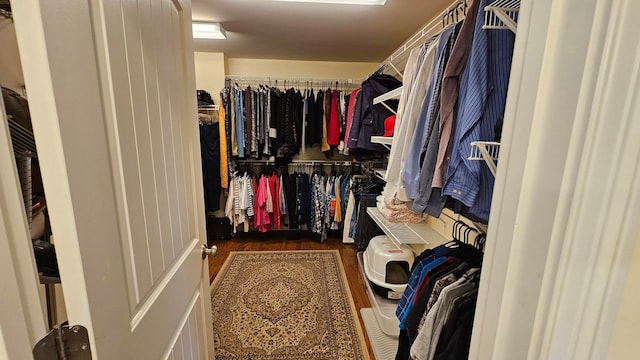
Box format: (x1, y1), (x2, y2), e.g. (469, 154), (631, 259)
(194, 52), (226, 100)
(0, 24), (24, 94)
(608, 234), (640, 359)
(226, 58), (379, 83)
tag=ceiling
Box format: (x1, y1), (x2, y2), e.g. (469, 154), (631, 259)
(191, 0), (452, 62)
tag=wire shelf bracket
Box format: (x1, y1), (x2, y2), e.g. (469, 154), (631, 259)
(469, 141), (500, 176)
(482, 0), (520, 33)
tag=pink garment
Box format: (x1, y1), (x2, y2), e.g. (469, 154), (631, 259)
(255, 176), (272, 232)
(265, 175), (273, 214)
(328, 90), (340, 146)
(269, 174), (281, 229)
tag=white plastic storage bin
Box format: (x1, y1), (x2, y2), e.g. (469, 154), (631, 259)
(363, 235), (414, 300)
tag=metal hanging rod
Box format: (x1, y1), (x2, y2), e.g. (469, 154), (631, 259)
(236, 159), (358, 166)
(225, 76), (361, 87)
(292, 160), (358, 165)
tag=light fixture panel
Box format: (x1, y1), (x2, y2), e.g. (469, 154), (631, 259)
(192, 22), (227, 39)
(274, 0), (386, 5)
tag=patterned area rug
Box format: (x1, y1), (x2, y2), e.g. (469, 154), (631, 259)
(211, 250), (369, 360)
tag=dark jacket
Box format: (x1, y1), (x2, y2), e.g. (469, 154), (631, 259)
(347, 74), (401, 152)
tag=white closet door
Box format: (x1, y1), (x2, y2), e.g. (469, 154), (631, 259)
(11, 0), (213, 359)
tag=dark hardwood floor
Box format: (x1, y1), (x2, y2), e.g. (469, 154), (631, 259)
(207, 233), (376, 359)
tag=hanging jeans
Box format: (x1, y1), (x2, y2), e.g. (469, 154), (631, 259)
(234, 87), (246, 158)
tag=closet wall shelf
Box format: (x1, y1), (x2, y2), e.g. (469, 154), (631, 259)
(373, 87), (402, 114)
(367, 207), (448, 252)
(469, 141), (500, 176)
(371, 136), (393, 151)
(482, 0), (520, 33)
(198, 104), (219, 111)
(373, 87), (403, 105)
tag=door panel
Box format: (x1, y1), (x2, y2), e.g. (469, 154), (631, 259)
(120, 0), (167, 291)
(138, 0), (176, 269)
(112, 0), (197, 307)
(168, 305), (200, 360)
(11, 0), (212, 358)
(131, 239), (204, 359)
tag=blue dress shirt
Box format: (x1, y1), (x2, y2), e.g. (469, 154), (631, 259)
(442, 0), (515, 222)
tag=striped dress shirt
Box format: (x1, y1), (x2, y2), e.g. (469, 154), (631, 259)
(442, 0), (515, 222)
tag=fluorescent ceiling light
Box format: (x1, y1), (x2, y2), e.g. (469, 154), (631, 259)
(274, 0), (386, 5)
(192, 22), (226, 39)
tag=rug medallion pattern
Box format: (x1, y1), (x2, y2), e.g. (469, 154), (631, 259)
(210, 250), (368, 359)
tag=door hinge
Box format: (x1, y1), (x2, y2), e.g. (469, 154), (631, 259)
(33, 324), (92, 360)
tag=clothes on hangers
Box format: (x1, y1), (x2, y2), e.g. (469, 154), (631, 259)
(221, 86), (238, 164)
(310, 170), (327, 239)
(440, 0), (515, 222)
(342, 88), (362, 156)
(401, 23), (461, 202)
(338, 90), (348, 152)
(219, 83), (351, 166)
(199, 121), (221, 213)
(383, 32), (444, 204)
(255, 174), (271, 232)
(225, 166), (355, 237)
(394, 240), (483, 360)
(376, 195), (425, 223)
(375, 0), (515, 224)
(233, 85), (246, 158)
(328, 89), (341, 146)
(218, 95), (229, 189)
(301, 89), (308, 153)
(347, 73), (402, 157)
(342, 176), (385, 249)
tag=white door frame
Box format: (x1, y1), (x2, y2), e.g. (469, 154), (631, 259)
(471, 0), (640, 358)
(0, 88), (48, 360)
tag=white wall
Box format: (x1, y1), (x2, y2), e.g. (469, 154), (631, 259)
(0, 22), (25, 94)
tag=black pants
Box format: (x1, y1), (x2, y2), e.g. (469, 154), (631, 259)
(354, 195), (384, 251)
(200, 123), (221, 212)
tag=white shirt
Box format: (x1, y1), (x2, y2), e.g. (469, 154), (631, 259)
(382, 37), (441, 203)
